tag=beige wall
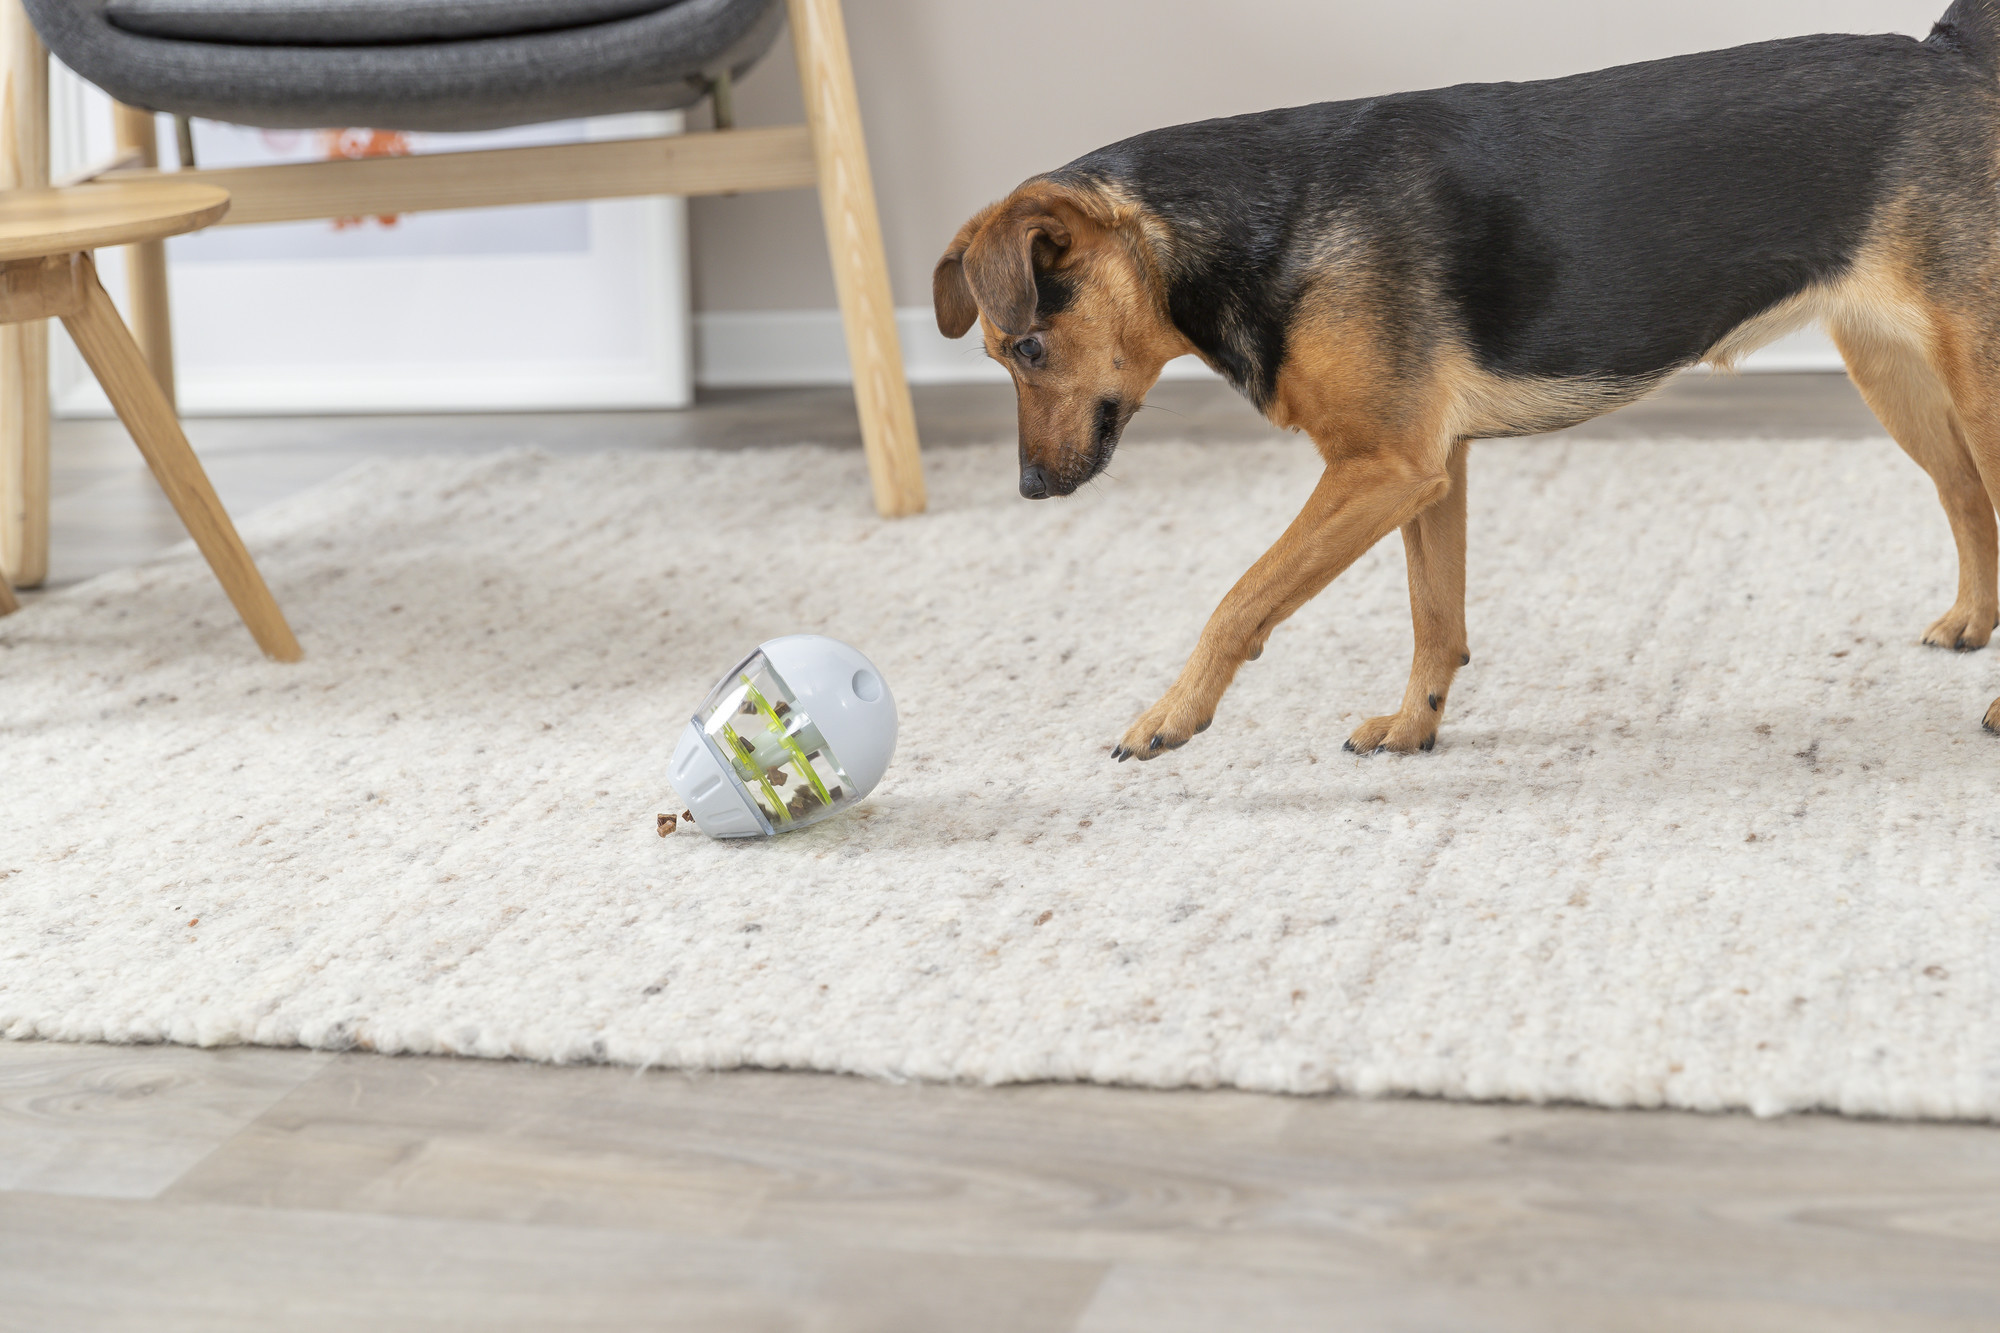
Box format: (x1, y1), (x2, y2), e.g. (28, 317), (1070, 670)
(689, 0), (1947, 315)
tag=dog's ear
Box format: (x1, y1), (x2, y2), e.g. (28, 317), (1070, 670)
(958, 201), (1074, 338)
(932, 208), (992, 339)
(937, 185), (1116, 339)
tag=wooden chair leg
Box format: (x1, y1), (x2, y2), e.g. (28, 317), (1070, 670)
(786, 0), (925, 519)
(61, 253), (300, 661)
(0, 0), (49, 588)
(112, 104), (177, 408)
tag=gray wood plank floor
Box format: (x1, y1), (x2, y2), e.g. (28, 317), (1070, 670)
(8, 375), (1995, 1331)
(6, 1044), (1999, 1331)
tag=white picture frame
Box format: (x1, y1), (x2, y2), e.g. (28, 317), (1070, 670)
(48, 63), (693, 416)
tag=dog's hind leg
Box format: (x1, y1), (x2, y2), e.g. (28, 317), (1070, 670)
(1346, 439), (1470, 754)
(1833, 322), (1999, 651)
(1112, 444), (1452, 761)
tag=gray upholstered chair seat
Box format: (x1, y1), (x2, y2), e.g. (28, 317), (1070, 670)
(101, 0), (681, 47)
(24, 0), (785, 130)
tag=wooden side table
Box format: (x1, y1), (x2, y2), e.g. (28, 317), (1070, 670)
(0, 181), (299, 661)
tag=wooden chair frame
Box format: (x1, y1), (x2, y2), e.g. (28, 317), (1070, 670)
(0, 0), (925, 592)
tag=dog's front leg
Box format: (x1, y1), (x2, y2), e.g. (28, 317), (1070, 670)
(1114, 448), (1452, 761)
(1346, 440), (1470, 754)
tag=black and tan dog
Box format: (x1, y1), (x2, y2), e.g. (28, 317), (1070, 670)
(935, 0), (2000, 762)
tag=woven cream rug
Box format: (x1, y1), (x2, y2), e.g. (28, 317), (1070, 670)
(3, 435), (1996, 1120)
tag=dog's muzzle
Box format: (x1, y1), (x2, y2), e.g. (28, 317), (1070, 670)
(1019, 397), (1127, 500)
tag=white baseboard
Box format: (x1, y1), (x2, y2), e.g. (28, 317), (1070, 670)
(55, 367), (692, 418)
(695, 307), (1222, 388)
(696, 308), (1847, 388)
(52, 308), (1850, 418)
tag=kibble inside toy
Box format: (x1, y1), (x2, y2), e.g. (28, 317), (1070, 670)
(667, 635), (896, 839)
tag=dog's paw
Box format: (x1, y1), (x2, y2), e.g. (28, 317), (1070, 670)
(1923, 603), (1998, 652)
(1343, 708), (1439, 756)
(1111, 692), (1213, 763)
(1985, 697), (2000, 734)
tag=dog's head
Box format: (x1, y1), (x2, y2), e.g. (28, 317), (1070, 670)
(934, 181), (1189, 498)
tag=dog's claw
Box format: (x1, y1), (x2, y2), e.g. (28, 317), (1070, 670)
(1923, 605), (1997, 653)
(1462, 653), (1472, 667)
(1147, 735), (1164, 753)
(1347, 709), (1446, 756)
(1245, 646), (1263, 662)
(1195, 718), (1212, 734)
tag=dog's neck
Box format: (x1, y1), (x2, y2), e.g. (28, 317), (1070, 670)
(1050, 111), (1360, 412)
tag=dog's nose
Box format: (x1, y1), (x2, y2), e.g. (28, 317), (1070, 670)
(1019, 465), (1052, 500)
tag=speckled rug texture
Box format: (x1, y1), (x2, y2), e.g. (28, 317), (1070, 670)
(3, 434), (1997, 1120)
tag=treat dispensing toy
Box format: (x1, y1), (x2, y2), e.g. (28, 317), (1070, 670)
(667, 635), (897, 839)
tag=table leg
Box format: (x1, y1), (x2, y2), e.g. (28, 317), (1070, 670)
(0, 0), (48, 587)
(61, 253), (300, 661)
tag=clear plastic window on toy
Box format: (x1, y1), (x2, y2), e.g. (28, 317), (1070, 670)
(694, 651), (855, 832)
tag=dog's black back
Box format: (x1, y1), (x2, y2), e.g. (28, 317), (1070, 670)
(1050, 26), (1998, 407)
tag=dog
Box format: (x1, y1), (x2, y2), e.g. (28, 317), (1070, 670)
(934, 0), (2000, 763)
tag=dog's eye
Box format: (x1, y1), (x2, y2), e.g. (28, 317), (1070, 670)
(1014, 336), (1045, 366)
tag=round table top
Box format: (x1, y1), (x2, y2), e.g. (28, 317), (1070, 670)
(0, 181), (231, 263)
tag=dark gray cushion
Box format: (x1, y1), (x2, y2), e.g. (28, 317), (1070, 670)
(103, 0), (678, 47)
(25, 0), (785, 131)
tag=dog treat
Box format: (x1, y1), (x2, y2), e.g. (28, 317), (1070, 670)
(657, 813), (678, 837)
